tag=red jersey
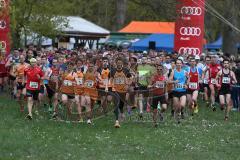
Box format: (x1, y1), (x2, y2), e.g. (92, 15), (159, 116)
(188, 67), (199, 90)
(152, 74), (166, 95)
(24, 66), (44, 90)
(209, 63), (221, 84)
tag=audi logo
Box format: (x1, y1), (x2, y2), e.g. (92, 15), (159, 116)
(180, 27), (201, 36)
(0, 20), (6, 29)
(178, 47), (200, 55)
(0, 0), (6, 8)
(0, 41), (6, 50)
(181, 6), (202, 16)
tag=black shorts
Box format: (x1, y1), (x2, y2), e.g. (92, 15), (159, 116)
(98, 88), (112, 97)
(9, 75), (16, 81)
(219, 88), (231, 95)
(17, 82), (25, 90)
(134, 85), (149, 97)
(187, 89), (198, 95)
(172, 91), (186, 98)
(203, 83), (210, 89)
(45, 84), (55, 98)
(152, 95), (167, 108)
(67, 95), (75, 99)
(26, 89), (39, 101)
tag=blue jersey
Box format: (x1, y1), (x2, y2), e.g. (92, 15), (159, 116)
(173, 69), (187, 92)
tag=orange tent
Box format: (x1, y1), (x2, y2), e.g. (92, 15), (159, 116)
(119, 21), (175, 34)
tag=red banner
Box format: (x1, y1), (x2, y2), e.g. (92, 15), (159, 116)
(0, 0), (11, 56)
(174, 0), (205, 56)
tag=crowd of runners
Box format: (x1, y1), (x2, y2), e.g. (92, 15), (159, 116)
(0, 46), (239, 128)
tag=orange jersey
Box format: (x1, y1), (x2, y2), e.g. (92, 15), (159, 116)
(60, 71), (76, 95)
(98, 68), (112, 88)
(15, 63), (28, 83)
(74, 70), (84, 95)
(112, 71), (128, 93)
(83, 72), (98, 100)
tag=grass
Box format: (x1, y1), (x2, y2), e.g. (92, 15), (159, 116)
(0, 93), (240, 160)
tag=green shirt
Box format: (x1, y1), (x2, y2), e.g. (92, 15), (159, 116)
(137, 64), (156, 86)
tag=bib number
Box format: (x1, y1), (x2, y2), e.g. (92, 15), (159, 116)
(175, 83), (184, 89)
(203, 79), (208, 84)
(211, 78), (216, 84)
(86, 80), (94, 88)
(222, 77), (230, 84)
(76, 78), (83, 85)
(189, 82), (198, 89)
(30, 82), (38, 89)
(63, 80), (73, 86)
(114, 77), (125, 85)
(155, 81), (165, 88)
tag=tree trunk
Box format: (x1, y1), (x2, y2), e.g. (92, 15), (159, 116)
(115, 0), (127, 30)
(222, 0), (239, 56)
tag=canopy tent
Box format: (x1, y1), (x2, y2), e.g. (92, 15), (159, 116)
(119, 21), (175, 34)
(205, 37), (222, 49)
(57, 16), (110, 49)
(129, 34), (174, 52)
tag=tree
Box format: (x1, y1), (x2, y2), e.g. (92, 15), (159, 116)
(10, 0), (68, 48)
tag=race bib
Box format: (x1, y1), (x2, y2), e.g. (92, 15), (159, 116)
(63, 80), (72, 86)
(155, 81), (165, 88)
(222, 77), (230, 84)
(76, 78), (83, 85)
(211, 78), (216, 84)
(175, 83), (184, 89)
(189, 82), (198, 89)
(30, 82), (38, 89)
(114, 77), (125, 85)
(203, 79), (208, 84)
(86, 80), (94, 88)
(103, 79), (108, 85)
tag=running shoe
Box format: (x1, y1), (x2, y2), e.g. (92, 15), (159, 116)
(87, 119), (92, 124)
(194, 104), (199, 114)
(114, 120), (120, 128)
(78, 118), (84, 123)
(159, 113), (164, 122)
(211, 104), (216, 112)
(26, 114), (32, 120)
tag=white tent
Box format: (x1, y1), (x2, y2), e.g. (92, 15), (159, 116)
(61, 16), (110, 36)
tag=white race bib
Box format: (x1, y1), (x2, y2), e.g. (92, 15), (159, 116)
(203, 79), (208, 84)
(222, 77), (230, 84)
(114, 77), (125, 85)
(86, 80), (94, 88)
(103, 79), (108, 85)
(189, 82), (198, 89)
(211, 78), (216, 84)
(155, 81), (165, 88)
(76, 78), (83, 85)
(175, 83), (184, 89)
(30, 82), (38, 89)
(63, 80), (72, 86)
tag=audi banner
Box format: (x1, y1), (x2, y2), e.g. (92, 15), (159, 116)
(0, 0), (10, 56)
(174, 0), (205, 56)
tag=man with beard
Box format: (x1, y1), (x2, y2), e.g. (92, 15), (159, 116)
(112, 57), (131, 128)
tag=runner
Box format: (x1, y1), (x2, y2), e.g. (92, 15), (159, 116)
(15, 55), (29, 112)
(136, 56), (155, 118)
(112, 57), (131, 128)
(169, 59), (187, 124)
(202, 56), (211, 105)
(97, 57), (112, 114)
(186, 58), (202, 116)
(74, 59), (84, 122)
(149, 64), (167, 127)
(49, 58), (61, 119)
(208, 55), (222, 111)
(60, 62), (76, 118)
(82, 60), (98, 124)
(0, 50), (8, 92)
(24, 58), (44, 120)
(215, 59), (237, 120)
